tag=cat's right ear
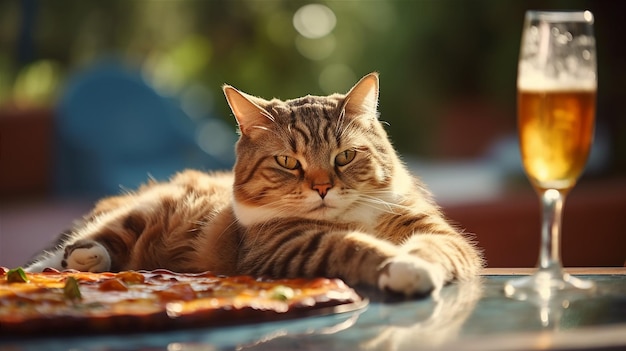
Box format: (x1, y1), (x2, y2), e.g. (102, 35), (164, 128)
(344, 72), (379, 118)
(223, 85), (273, 136)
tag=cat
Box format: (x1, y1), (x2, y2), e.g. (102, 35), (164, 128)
(26, 73), (483, 296)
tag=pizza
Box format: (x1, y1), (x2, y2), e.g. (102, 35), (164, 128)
(0, 267), (365, 336)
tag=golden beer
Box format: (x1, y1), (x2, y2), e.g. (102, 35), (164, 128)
(505, 10), (598, 298)
(517, 89), (596, 191)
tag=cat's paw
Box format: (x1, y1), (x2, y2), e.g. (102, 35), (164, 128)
(62, 240), (111, 272)
(378, 255), (445, 297)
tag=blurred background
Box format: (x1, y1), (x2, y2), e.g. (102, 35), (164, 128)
(0, 0), (624, 268)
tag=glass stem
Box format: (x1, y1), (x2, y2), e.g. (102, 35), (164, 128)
(538, 189), (567, 272)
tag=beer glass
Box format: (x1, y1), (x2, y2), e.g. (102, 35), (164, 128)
(505, 10), (597, 299)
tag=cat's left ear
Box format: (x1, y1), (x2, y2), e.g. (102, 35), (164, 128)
(344, 72), (379, 117)
(223, 85), (273, 136)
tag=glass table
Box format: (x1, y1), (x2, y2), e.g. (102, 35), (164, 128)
(2, 268), (625, 351)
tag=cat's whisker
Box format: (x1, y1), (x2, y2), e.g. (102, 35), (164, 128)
(337, 117), (361, 140)
(336, 106), (346, 134)
(363, 188), (410, 202)
(357, 193), (411, 214)
(354, 199), (398, 215)
(259, 108), (276, 122)
(250, 125), (277, 135)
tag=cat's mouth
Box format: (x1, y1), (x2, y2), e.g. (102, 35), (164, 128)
(310, 202), (337, 213)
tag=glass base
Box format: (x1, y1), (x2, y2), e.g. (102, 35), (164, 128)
(504, 268), (596, 301)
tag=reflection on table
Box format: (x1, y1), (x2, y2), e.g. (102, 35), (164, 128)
(1, 268), (625, 351)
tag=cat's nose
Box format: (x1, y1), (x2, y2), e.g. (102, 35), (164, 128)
(312, 183), (332, 199)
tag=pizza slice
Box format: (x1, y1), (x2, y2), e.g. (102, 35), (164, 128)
(0, 267), (366, 336)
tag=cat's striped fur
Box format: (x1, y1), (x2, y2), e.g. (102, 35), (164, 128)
(26, 73), (483, 296)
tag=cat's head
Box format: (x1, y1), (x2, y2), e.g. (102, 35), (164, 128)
(223, 73), (407, 226)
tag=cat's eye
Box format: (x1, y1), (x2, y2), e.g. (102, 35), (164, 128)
(275, 155), (301, 170)
(335, 149), (356, 166)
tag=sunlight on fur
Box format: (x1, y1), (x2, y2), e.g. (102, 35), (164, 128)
(26, 73), (483, 297)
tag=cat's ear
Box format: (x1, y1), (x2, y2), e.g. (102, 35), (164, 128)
(223, 85), (273, 136)
(344, 72), (379, 117)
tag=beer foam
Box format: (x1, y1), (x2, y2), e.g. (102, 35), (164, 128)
(518, 75), (596, 92)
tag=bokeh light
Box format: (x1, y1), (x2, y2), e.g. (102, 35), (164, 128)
(143, 35), (211, 96)
(13, 60), (63, 108)
(292, 4), (336, 39)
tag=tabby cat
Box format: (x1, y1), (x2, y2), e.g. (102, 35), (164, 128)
(26, 73), (483, 296)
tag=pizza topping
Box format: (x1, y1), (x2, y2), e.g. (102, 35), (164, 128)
(63, 276), (82, 301)
(98, 278), (129, 292)
(270, 285), (295, 301)
(155, 282), (197, 302)
(6, 267), (29, 283)
(115, 271), (145, 284)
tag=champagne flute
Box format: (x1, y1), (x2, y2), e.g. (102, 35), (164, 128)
(505, 10), (597, 299)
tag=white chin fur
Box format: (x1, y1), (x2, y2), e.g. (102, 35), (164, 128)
(232, 195), (341, 226)
(233, 193), (382, 231)
(232, 200), (281, 226)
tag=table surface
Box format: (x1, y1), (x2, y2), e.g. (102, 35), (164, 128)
(2, 268), (625, 351)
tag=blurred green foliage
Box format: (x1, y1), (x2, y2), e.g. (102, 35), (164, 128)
(1, 0), (624, 171)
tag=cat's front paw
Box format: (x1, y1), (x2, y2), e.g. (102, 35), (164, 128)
(62, 240), (111, 272)
(378, 255), (445, 297)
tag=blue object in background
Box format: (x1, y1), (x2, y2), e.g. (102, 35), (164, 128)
(54, 59), (234, 199)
